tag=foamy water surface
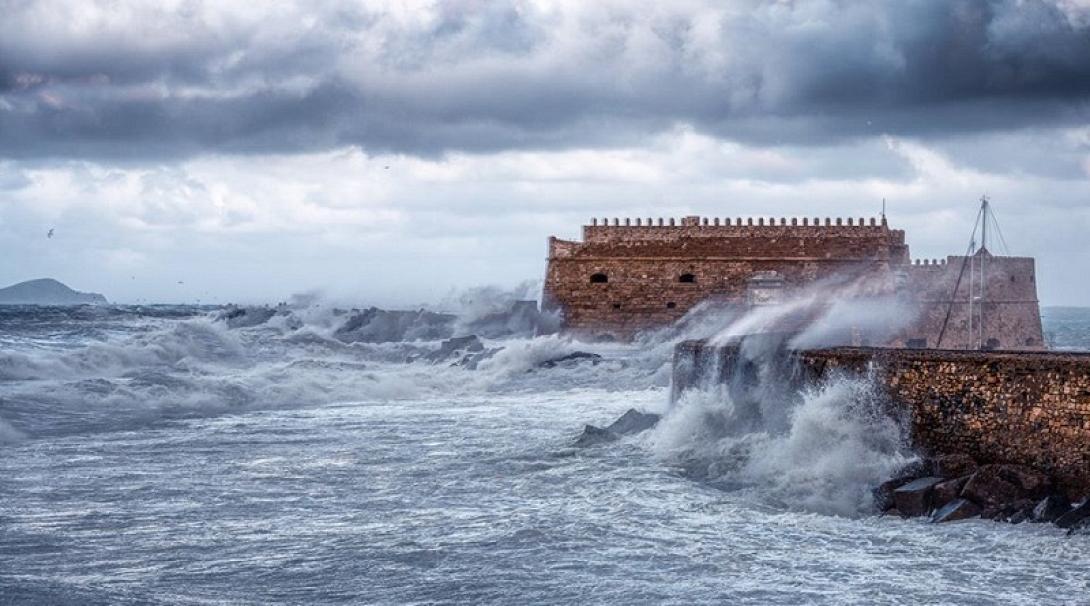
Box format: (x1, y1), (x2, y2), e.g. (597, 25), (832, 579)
(1, 304), (1088, 604)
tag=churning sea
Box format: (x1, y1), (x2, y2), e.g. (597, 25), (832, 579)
(1, 303), (1089, 605)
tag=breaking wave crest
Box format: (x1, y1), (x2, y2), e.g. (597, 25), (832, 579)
(652, 370), (913, 517)
(0, 292), (730, 441)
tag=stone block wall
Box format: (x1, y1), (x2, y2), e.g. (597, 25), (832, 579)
(895, 255), (1044, 350)
(544, 216), (907, 338)
(672, 340), (1090, 496)
(543, 215), (1044, 348)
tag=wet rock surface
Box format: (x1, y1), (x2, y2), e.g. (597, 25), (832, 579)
(1054, 500), (1090, 530)
(931, 498), (982, 523)
(931, 476), (970, 511)
(538, 352), (603, 369)
(874, 454), (1085, 533)
(574, 408), (661, 447)
(893, 477), (944, 517)
(1033, 495), (1072, 523)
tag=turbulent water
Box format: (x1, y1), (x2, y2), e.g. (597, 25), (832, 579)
(1, 302), (1089, 605)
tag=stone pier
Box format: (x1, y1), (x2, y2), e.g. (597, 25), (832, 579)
(673, 341), (1090, 497)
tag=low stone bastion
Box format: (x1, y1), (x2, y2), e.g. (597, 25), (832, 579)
(673, 340), (1090, 499)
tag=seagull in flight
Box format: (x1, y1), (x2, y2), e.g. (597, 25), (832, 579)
(46, 228), (54, 238)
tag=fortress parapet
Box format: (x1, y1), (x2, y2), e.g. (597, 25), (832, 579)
(543, 215), (1044, 349)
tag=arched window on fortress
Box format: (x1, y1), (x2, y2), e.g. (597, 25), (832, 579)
(679, 273), (696, 283)
(590, 273), (608, 284)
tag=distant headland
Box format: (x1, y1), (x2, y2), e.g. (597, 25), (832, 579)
(0, 279), (108, 305)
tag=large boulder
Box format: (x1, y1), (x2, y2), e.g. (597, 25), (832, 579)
(931, 498), (982, 523)
(537, 351), (603, 369)
(573, 425), (616, 447)
(573, 408), (661, 447)
(982, 499), (1035, 523)
(931, 476), (970, 511)
(893, 477), (944, 517)
(1055, 500), (1090, 530)
(1031, 495), (1072, 523)
(874, 478), (910, 512)
(605, 409), (661, 436)
(960, 464), (1050, 508)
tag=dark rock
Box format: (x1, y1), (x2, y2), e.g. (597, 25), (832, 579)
(931, 476), (970, 510)
(1001, 465), (1052, 498)
(891, 459), (931, 482)
(931, 454), (978, 479)
(573, 424), (616, 447)
(219, 305), (277, 328)
(931, 498), (982, 523)
(986, 499), (1035, 523)
(1008, 504), (1034, 525)
(1032, 495), (1072, 523)
(605, 409), (661, 436)
(537, 351), (603, 369)
(874, 476), (915, 512)
(961, 464), (1051, 508)
(574, 409), (661, 447)
(893, 477), (944, 517)
(1055, 500), (1090, 529)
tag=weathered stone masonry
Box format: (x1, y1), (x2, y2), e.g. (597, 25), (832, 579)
(544, 215), (1044, 349)
(673, 341), (1090, 496)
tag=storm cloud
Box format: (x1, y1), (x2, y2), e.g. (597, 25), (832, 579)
(3, 0), (1090, 159)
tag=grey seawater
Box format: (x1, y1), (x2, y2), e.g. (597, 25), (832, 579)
(1, 305), (1089, 605)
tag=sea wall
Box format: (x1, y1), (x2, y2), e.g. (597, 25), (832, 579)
(672, 341), (1090, 496)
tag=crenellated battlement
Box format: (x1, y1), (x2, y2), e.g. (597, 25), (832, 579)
(581, 215), (906, 248)
(584, 215), (890, 237)
(588, 215), (887, 228)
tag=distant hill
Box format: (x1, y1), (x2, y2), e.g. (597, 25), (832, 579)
(0, 279), (108, 305)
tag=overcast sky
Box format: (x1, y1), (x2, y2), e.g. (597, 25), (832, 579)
(2, 0), (1090, 305)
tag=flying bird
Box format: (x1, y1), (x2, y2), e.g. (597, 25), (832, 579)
(47, 228), (54, 238)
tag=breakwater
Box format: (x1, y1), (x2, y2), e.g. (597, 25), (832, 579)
(673, 340), (1090, 497)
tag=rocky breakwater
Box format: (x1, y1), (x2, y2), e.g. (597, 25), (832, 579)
(877, 454), (1090, 532)
(672, 339), (1090, 533)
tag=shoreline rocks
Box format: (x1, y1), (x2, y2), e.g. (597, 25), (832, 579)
(874, 454), (1087, 534)
(574, 408), (661, 447)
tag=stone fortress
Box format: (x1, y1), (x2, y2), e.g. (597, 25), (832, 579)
(543, 214), (1044, 349)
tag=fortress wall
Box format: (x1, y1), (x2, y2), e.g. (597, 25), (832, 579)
(545, 217), (911, 338)
(897, 256), (1044, 349)
(672, 341), (1090, 496)
(545, 257), (891, 336)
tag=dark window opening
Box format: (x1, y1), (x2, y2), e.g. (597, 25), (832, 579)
(983, 338), (1001, 351)
(906, 338), (927, 349)
(1010, 275), (1016, 282)
(612, 303), (621, 310)
(590, 273), (608, 284)
(666, 302), (677, 309)
(679, 273), (696, 283)
(1025, 338), (1037, 346)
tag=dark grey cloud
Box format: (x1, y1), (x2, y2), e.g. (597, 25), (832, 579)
(2, 0), (1090, 159)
